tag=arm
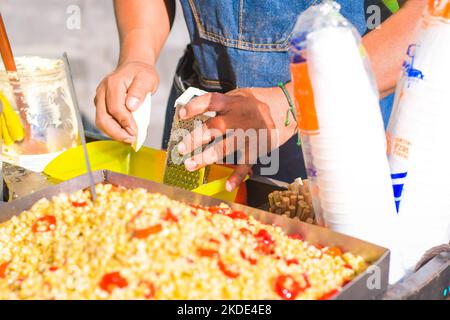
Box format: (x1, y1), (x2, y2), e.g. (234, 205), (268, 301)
(363, 0), (427, 98)
(115, 0), (175, 66)
(95, 0), (175, 142)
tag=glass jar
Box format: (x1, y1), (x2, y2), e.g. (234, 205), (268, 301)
(0, 56), (80, 172)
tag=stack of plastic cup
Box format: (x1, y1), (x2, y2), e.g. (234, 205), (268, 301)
(289, 2), (403, 283)
(387, 3), (450, 273)
(303, 26), (398, 248)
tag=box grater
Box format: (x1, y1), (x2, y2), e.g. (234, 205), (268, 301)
(163, 87), (215, 190)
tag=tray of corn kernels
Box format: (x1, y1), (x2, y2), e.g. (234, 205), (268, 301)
(0, 170), (389, 300)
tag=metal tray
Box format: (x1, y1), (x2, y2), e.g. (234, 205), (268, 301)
(0, 170), (390, 300)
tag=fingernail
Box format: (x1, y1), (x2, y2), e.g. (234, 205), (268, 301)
(127, 97), (140, 111)
(184, 158), (197, 171)
(126, 126), (136, 136)
(226, 181), (235, 192)
(124, 137), (135, 144)
(179, 108), (187, 119)
(177, 142), (186, 154)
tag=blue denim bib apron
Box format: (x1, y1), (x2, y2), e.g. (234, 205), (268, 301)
(164, 0), (394, 182)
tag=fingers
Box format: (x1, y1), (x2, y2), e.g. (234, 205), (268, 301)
(226, 164), (252, 192)
(95, 85), (135, 144)
(179, 92), (229, 120)
(126, 71), (159, 111)
(177, 117), (227, 156)
(105, 77), (136, 137)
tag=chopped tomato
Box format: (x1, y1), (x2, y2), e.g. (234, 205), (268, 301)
(0, 262), (9, 278)
(240, 250), (257, 265)
(163, 209), (179, 222)
(313, 244), (324, 250)
(255, 229), (275, 255)
(49, 266), (59, 272)
(285, 258), (299, 266)
(197, 248), (219, 258)
(32, 215), (56, 233)
(239, 228), (252, 235)
(342, 279), (351, 287)
(99, 272), (128, 293)
(288, 234), (304, 241)
(226, 211), (248, 220)
(274, 275), (303, 300)
(255, 229), (273, 243)
(139, 280), (156, 299)
(208, 238), (220, 244)
(71, 200), (87, 207)
(218, 260), (240, 279)
(344, 264), (353, 270)
(190, 204), (204, 210)
(132, 224), (163, 239)
(222, 233), (231, 241)
(325, 247), (343, 257)
(318, 289), (339, 300)
(190, 210), (198, 216)
(207, 206), (228, 215)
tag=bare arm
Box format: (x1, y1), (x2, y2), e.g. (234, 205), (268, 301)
(115, 0), (175, 66)
(95, 0), (175, 143)
(363, 0), (427, 98)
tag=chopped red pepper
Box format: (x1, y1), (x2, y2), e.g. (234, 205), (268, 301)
(226, 211), (248, 220)
(32, 215), (57, 233)
(99, 272), (128, 293)
(49, 266), (59, 272)
(240, 250), (257, 265)
(139, 280), (156, 299)
(197, 248), (219, 258)
(132, 224), (162, 239)
(163, 209), (179, 222)
(274, 275), (304, 300)
(288, 234), (304, 241)
(318, 289), (339, 300)
(218, 260), (240, 279)
(325, 247), (343, 257)
(71, 200), (87, 207)
(0, 262), (10, 278)
(208, 238), (220, 244)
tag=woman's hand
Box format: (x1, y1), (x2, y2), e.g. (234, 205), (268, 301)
(176, 87), (297, 191)
(94, 61), (159, 143)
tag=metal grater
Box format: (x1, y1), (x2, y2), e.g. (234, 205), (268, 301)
(163, 88), (214, 190)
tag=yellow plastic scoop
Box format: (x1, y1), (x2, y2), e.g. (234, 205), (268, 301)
(44, 140), (246, 202)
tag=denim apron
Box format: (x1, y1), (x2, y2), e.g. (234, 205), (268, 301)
(163, 0), (394, 182)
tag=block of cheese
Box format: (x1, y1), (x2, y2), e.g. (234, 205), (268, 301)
(131, 93), (152, 151)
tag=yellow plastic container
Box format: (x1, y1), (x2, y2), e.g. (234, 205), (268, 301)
(44, 141), (242, 202)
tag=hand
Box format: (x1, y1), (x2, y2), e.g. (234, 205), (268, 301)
(176, 87), (297, 191)
(94, 61), (159, 143)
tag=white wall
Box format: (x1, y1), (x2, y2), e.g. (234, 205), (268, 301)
(1, 0), (189, 149)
